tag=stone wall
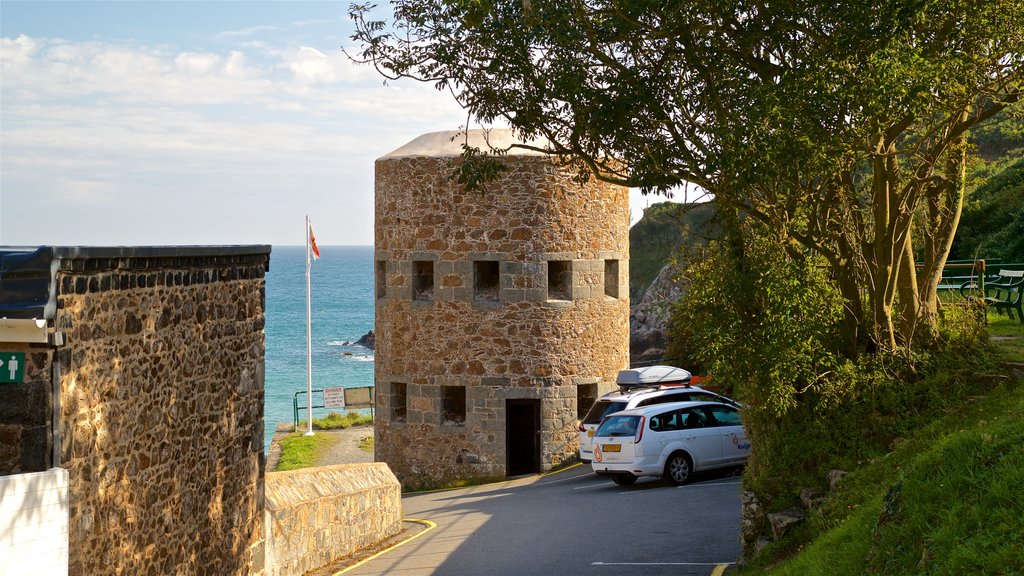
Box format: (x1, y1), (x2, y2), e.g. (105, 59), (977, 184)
(0, 246), (270, 576)
(264, 463), (402, 576)
(0, 344), (53, 473)
(375, 130), (630, 488)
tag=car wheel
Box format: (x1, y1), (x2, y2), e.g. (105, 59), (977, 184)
(664, 452), (692, 486)
(612, 474), (637, 486)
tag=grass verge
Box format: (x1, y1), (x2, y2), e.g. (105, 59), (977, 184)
(358, 435), (374, 453)
(275, 433), (339, 472)
(297, 411), (373, 431)
(744, 322), (1024, 575)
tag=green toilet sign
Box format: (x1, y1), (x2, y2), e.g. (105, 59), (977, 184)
(0, 352), (26, 383)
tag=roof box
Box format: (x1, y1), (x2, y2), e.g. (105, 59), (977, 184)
(616, 365), (692, 388)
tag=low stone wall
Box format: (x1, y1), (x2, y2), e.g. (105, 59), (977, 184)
(264, 463), (402, 576)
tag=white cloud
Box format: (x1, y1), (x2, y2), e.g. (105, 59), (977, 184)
(286, 46), (335, 83)
(0, 34), (38, 66)
(1, 33), (468, 246)
(217, 24), (279, 39)
(174, 52), (221, 75)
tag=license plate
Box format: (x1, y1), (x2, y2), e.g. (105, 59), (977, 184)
(602, 444), (621, 452)
(587, 430), (595, 438)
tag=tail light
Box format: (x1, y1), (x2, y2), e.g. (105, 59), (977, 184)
(578, 422), (586, 432)
(634, 416), (646, 444)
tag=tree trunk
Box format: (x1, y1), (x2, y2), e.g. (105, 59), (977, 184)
(896, 229), (921, 345)
(868, 139), (901, 351)
(916, 110), (970, 337)
(833, 263), (863, 360)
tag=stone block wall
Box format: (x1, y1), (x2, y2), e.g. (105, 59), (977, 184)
(264, 463), (402, 576)
(374, 130), (630, 488)
(0, 246), (270, 576)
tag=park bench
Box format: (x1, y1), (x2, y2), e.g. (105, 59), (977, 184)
(961, 269), (1024, 322)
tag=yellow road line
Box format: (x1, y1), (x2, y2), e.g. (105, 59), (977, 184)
(710, 563), (729, 576)
(331, 518), (437, 576)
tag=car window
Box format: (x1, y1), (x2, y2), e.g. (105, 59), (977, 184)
(583, 400), (628, 425)
(679, 408), (708, 429)
(650, 410), (680, 432)
(639, 392), (692, 407)
(690, 391), (730, 404)
(596, 415), (640, 437)
(707, 405), (742, 427)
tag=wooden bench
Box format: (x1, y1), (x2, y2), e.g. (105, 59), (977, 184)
(962, 270), (1024, 322)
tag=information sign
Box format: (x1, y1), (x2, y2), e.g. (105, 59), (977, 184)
(323, 386), (346, 409)
(344, 387), (373, 409)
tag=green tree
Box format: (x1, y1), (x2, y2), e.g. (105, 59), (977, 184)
(351, 0), (1024, 354)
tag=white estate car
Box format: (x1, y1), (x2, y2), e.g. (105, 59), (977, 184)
(590, 401), (751, 486)
(578, 366), (737, 462)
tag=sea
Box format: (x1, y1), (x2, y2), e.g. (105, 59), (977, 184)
(263, 245), (375, 453)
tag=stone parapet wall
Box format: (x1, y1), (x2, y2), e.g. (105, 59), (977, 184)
(264, 463), (402, 576)
(53, 249), (269, 575)
(375, 131), (630, 488)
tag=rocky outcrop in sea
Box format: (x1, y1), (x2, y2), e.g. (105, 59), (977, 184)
(344, 330), (375, 350)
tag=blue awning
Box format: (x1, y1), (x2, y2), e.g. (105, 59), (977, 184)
(0, 247), (56, 320)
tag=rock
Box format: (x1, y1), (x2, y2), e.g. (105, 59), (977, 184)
(635, 347), (666, 365)
(827, 469), (847, 489)
(353, 330), (375, 350)
(629, 263), (686, 364)
(800, 488), (826, 510)
(740, 491), (766, 558)
(767, 506), (805, 540)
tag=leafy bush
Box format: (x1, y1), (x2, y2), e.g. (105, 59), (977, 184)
(669, 220), (991, 504)
(668, 223), (849, 496)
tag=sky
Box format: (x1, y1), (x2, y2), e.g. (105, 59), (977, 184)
(1, 0), (678, 247)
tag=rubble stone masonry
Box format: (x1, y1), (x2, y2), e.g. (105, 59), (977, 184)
(264, 463), (402, 576)
(375, 131), (630, 488)
(0, 246), (270, 575)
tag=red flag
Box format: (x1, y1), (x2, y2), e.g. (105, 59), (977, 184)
(309, 222), (321, 260)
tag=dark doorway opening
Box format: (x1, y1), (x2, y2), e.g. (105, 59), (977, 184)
(506, 399), (540, 477)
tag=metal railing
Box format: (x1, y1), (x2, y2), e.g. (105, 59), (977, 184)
(293, 387), (374, 428)
(936, 260), (988, 293)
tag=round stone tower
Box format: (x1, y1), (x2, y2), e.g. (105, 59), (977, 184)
(374, 129), (629, 488)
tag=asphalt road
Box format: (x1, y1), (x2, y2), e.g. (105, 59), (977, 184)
(346, 465), (743, 576)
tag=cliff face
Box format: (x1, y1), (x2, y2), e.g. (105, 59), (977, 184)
(629, 262), (684, 365)
(628, 201), (718, 366)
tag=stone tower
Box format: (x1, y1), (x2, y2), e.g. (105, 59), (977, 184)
(374, 129), (629, 488)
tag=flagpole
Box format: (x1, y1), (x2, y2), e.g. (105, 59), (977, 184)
(305, 215), (315, 436)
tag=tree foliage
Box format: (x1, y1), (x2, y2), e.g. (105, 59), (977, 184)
(351, 0), (1024, 355)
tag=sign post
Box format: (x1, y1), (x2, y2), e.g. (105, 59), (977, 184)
(0, 352), (26, 383)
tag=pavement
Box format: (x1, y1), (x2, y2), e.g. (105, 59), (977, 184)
(268, 427), (742, 576)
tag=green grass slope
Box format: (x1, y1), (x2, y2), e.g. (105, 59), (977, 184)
(747, 317), (1024, 575)
(952, 107), (1024, 263)
(953, 157), (1024, 263)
